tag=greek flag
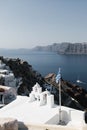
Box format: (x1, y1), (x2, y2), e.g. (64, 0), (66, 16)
(56, 68), (61, 83)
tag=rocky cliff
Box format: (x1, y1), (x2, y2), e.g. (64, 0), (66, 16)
(45, 73), (87, 110)
(33, 42), (87, 54)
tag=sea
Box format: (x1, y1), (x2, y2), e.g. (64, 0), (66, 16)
(0, 50), (87, 90)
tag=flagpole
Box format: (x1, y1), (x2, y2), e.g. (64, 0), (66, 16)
(59, 78), (62, 124)
(56, 68), (62, 124)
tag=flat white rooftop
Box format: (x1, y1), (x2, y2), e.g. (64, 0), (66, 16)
(0, 96), (59, 124)
(0, 95), (86, 128)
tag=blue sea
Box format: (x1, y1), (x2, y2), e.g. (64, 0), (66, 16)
(0, 50), (87, 90)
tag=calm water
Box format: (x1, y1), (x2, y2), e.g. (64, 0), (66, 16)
(0, 50), (87, 90)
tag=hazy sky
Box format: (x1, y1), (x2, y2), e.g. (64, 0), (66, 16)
(0, 0), (87, 49)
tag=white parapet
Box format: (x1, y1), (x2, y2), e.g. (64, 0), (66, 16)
(67, 109), (86, 127)
(47, 94), (54, 108)
(39, 93), (46, 106)
(29, 83), (55, 107)
(29, 93), (35, 102)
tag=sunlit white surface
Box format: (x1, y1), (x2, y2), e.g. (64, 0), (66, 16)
(0, 95), (85, 127)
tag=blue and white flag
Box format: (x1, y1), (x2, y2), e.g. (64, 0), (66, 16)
(56, 68), (61, 83)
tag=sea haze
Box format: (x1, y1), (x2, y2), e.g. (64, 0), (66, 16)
(0, 49), (87, 90)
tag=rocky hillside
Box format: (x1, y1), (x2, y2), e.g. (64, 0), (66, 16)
(0, 56), (45, 95)
(33, 42), (87, 54)
(45, 73), (87, 110)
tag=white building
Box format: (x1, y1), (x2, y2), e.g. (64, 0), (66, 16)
(0, 85), (17, 105)
(29, 82), (54, 107)
(0, 83), (87, 130)
(0, 60), (6, 69)
(0, 61), (17, 88)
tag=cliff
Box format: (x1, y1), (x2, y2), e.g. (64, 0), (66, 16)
(45, 73), (87, 110)
(33, 42), (87, 54)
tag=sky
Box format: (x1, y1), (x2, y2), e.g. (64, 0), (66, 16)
(0, 0), (87, 49)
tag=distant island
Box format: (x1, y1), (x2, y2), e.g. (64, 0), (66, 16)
(0, 42), (87, 55)
(33, 42), (87, 54)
